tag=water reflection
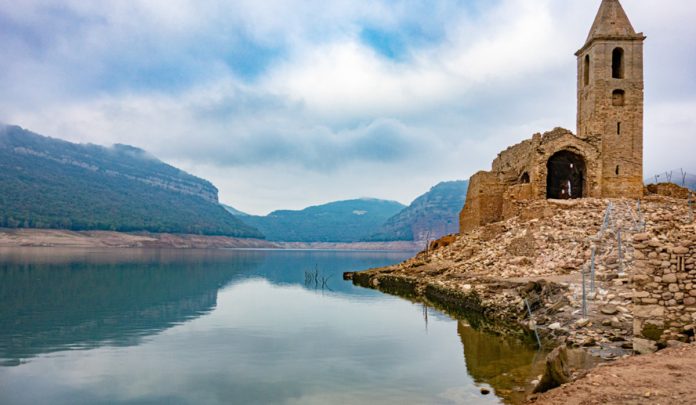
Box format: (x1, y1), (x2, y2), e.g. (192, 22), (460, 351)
(0, 248), (409, 365)
(458, 321), (546, 403)
(0, 249), (254, 364)
(0, 247), (542, 404)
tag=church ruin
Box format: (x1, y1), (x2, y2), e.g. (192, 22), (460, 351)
(460, 0), (646, 233)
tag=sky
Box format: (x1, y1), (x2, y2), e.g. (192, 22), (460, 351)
(1, 0), (695, 215)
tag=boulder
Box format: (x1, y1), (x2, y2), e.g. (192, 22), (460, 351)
(533, 345), (571, 393)
(600, 304), (619, 315)
(633, 338), (658, 355)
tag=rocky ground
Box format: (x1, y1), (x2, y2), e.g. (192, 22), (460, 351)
(530, 342), (696, 404)
(350, 194), (694, 399)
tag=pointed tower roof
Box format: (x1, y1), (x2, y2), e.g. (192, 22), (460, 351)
(577, 0), (645, 54)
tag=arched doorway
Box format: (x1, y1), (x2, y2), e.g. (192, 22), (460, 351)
(546, 151), (586, 199)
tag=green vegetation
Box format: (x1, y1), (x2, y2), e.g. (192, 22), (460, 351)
(243, 199), (405, 242)
(366, 180), (468, 241)
(0, 125), (263, 237)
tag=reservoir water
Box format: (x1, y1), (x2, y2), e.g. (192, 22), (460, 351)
(0, 248), (542, 404)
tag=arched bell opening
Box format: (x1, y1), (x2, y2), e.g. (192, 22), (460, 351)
(546, 151), (586, 199)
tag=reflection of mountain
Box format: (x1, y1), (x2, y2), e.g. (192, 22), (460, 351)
(0, 249), (264, 364)
(0, 248), (412, 365)
(457, 321), (544, 403)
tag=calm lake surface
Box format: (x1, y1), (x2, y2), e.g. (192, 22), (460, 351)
(0, 248), (542, 404)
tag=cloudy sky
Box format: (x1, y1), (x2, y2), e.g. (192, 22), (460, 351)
(1, 0), (694, 214)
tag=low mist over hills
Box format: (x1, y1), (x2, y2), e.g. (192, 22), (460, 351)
(0, 125), (262, 237)
(242, 199), (405, 242)
(367, 180), (468, 242)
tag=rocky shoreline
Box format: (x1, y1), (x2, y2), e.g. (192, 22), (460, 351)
(347, 194), (695, 402)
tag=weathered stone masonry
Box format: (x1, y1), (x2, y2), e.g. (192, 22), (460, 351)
(460, 0), (646, 233)
(632, 224), (696, 344)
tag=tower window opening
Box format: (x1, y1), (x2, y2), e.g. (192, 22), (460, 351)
(584, 55), (590, 86)
(617, 122), (621, 135)
(616, 165), (620, 176)
(612, 89), (625, 106)
(612, 48), (624, 79)
(677, 256), (685, 272)
(520, 172), (530, 184)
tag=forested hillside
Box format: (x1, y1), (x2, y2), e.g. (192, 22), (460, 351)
(367, 180), (468, 242)
(0, 125), (263, 237)
(242, 199), (405, 242)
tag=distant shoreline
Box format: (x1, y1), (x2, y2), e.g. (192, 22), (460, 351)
(0, 228), (422, 251)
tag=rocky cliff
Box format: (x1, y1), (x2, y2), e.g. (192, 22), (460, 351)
(367, 180), (468, 242)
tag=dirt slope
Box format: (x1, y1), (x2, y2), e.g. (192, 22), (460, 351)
(530, 343), (696, 405)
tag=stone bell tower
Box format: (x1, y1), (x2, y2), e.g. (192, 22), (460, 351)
(576, 0), (646, 198)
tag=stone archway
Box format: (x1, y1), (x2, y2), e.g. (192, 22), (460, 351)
(546, 150), (586, 199)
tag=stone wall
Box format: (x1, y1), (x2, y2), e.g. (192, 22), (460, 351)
(459, 128), (603, 233)
(491, 135), (537, 182)
(528, 130), (602, 200)
(632, 224), (696, 345)
(459, 171), (506, 233)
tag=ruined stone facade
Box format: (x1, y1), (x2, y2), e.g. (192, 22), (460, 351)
(632, 226), (696, 345)
(460, 0), (646, 233)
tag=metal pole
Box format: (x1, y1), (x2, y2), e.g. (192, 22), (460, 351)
(628, 200), (640, 231)
(525, 299), (542, 348)
(618, 229), (624, 275)
(582, 268), (587, 318)
(600, 202), (612, 238)
(590, 246), (596, 295)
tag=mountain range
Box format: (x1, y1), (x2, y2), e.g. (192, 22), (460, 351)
(0, 125), (262, 237)
(366, 180), (469, 242)
(241, 199), (406, 242)
(0, 124), (470, 243)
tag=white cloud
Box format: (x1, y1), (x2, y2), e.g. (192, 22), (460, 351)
(1, 0), (695, 213)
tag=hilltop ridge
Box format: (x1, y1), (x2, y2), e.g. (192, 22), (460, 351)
(367, 180), (468, 242)
(0, 125), (262, 237)
(242, 199), (406, 242)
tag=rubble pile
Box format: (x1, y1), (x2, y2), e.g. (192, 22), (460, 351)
(353, 195), (694, 355)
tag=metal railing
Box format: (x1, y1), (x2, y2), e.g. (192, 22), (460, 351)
(651, 169), (696, 189)
(580, 200), (640, 321)
(525, 298), (542, 348)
